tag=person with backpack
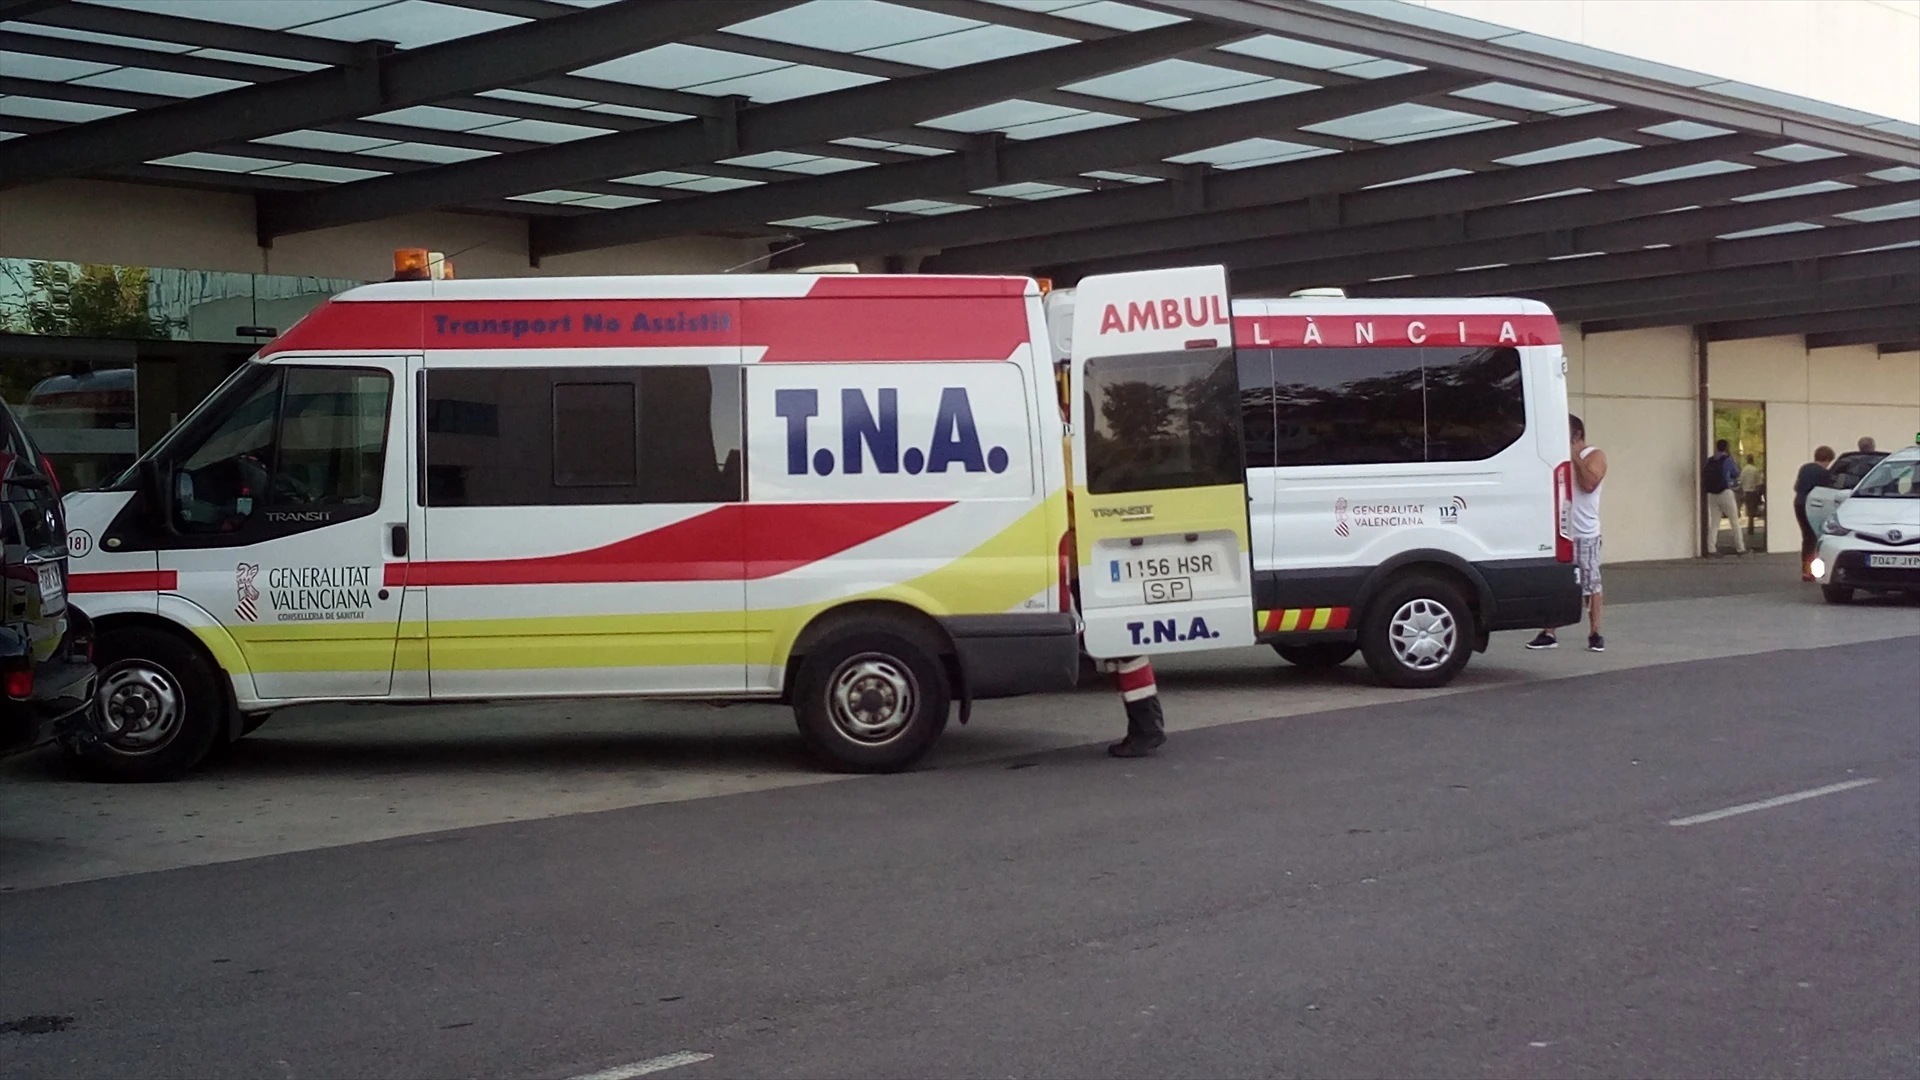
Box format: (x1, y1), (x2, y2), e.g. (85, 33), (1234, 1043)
(1703, 439), (1746, 555)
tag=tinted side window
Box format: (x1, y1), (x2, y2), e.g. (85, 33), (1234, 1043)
(1423, 346), (1525, 462)
(424, 366), (742, 507)
(1083, 349), (1241, 495)
(1269, 348), (1425, 467)
(1238, 348), (1276, 470)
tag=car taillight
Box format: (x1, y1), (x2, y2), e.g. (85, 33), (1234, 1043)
(1058, 530), (1075, 613)
(5, 668), (32, 699)
(39, 455), (59, 496)
(1554, 460), (1574, 564)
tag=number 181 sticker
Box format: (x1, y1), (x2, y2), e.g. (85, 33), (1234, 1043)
(67, 529), (93, 558)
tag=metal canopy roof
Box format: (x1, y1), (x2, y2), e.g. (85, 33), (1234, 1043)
(1, 0), (1916, 350)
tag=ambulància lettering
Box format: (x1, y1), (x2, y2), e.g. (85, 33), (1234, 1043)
(774, 387), (1009, 476)
(1097, 295), (1229, 335)
(267, 565), (375, 622)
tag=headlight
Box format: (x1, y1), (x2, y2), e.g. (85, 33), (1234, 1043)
(1810, 556), (1826, 578)
(1823, 516), (1852, 536)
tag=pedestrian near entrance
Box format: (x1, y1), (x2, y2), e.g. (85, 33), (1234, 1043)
(1529, 414), (1607, 652)
(1103, 656), (1165, 757)
(1794, 445), (1837, 582)
(1738, 454), (1762, 532)
(1703, 439), (1747, 555)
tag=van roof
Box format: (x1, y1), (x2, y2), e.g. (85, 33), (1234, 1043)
(334, 273), (1038, 304)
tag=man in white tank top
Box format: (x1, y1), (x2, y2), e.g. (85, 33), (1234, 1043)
(1529, 414), (1609, 652)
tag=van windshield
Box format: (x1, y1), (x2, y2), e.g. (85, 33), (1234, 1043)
(1082, 348), (1240, 495)
(104, 359), (269, 491)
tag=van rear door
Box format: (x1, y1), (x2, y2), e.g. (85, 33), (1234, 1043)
(1067, 266), (1256, 659)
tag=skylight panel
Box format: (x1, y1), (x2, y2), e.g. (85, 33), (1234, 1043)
(1, 22), (193, 54)
(75, 0), (394, 31)
(726, 0), (982, 53)
(1364, 168), (1475, 189)
(363, 105), (509, 132)
(1716, 222), (1825, 240)
(1306, 102), (1497, 142)
(1064, 59), (1266, 104)
(509, 189), (602, 205)
(871, 198), (977, 214)
(573, 44), (785, 89)
(1618, 159), (1753, 185)
(861, 23), (1072, 68)
(0, 50), (116, 82)
(1639, 120), (1737, 141)
(482, 88), (598, 110)
(293, 1), (527, 50)
(1450, 83), (1593, 114)
(923, 99), (1081, 133)
(1005, 110), (1131, 139)
(0, 96), (128, 122)
(1170, 137), (1325, 168)
(1837, 200), (1920, 222)
(357, 141), (498, 163)
(685, 65), (885, 104)
(1048, 1), (1187, 31)
(1732, 181), (1856, 202)
(478, 118), (614, 143)
(186, 49), (327, 72)
(147, 151), (278, 173)
(1756, 144), (1849, 163)
(253, 130), (394, 154)
(1218, 35), (1377, 70)
(1150, 80), (1313, 112)
(571, 194), (656, 210)
(74, 68), (248, 98)
(253, 162), (390, 183)
(1494, 137), (1640, 167)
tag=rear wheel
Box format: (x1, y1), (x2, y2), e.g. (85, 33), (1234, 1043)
(1359, 575), (1474, 689)
(1272, 641), (1358, 669)
(65, 626), (225, 782)
(793, 628), (950, 773)
(1821, 584), (1855, 605)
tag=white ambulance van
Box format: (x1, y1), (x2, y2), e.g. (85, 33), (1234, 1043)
(59, 271), (1094, 781)
(1050, 275), (1582, 688)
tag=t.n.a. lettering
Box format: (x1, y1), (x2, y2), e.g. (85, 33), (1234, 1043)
(775, 387), (1010, 476)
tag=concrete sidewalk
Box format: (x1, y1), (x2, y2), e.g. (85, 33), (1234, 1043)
(0, 556), (1911, 891)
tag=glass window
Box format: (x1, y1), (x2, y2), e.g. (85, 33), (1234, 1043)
(1423, 346), (1525, 462)
(1083, 348), (1241, 495)
(1268, 348), (1425, 467)
(171, 366), (391, 533)
(424, 366), (743, 507)
(1830, 452), (1885, 490)
(1853, 456), (1917, 499)
(1238, 348), (1276, 470)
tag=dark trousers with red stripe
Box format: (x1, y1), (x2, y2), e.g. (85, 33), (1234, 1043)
(1105, 656), (1164, 744)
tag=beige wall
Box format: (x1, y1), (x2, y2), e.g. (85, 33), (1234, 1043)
(1563, 324), (1703, 563)
(1710, 336), (1920, 553)
(0, 179), (769, 280)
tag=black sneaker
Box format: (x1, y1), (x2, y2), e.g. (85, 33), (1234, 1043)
(1588, 634), (1606, 652)
(1525, 632), (1559, 650)
(1108, 734), (1165, 758)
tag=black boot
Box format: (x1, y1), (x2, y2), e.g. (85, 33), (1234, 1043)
(1108, 694), (1166, 757)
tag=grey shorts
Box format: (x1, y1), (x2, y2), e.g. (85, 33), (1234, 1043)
(1575, 535), (1603, 597)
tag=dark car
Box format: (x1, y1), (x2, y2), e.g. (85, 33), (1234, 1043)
(0, 398), (98, 762)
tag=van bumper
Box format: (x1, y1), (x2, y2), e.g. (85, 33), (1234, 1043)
(1479, 558), (1583, 631)
(942, 613), (1080, 699)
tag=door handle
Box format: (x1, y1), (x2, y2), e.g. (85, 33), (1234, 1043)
(390, 523), (409, 558)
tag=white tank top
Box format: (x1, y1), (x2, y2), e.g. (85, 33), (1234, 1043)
(1569, 445), (1603, 538)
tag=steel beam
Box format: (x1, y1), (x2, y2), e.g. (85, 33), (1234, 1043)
(0, 0), (799, 191)
(1878, 341), (1920, 354)
(1706, 304), (1920, 342)
(18, 0), (362, 66)
(1140, 0), (1920, 166)
(1517, 250), (1920, 313)
(1239, 220), (1919, 296)
(257, 20), (1240, 239)
(530, 68), (1470, 258)
(1576, 277), (1920, 332)
(771, 109), (1656, 268)
(1067, 173), (1914, 279)
(933, 133), (1816, 273)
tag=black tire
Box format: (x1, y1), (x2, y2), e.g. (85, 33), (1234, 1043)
(1273, 641), (1358, 669)
(64, 626), (225, 783)
(1821, 584), (1855, 605)
(792, 627), (950, 773)
(1358, 574), (1475, 689)
(238, 712), (273, 737)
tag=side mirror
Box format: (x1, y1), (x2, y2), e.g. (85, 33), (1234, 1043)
(138, 459), (176, 534)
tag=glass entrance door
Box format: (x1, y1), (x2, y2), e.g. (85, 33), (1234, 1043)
(1712, 400), (1767, 553)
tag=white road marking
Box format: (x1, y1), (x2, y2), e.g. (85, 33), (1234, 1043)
(1667, 778), (1879, 827)
(567, 1051), (713, 1080)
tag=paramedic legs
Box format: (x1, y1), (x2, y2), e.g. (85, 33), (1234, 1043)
(1104, 656), (1165, 758)
(1528, 414), (1609, 653)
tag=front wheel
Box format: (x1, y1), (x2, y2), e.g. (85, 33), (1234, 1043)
(1273, 641), (1358, 669)
(64, 627), (225, 783)
(1821, 584), (1855, 605)
(793, 629), (950, 773)
(1359, 575), (1474, 689)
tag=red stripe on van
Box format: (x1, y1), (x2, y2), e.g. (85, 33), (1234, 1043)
(261, 292), (1032, 363)
(390, 501), (953, 588)
(1232, 314), (1561, 349)
(69, 570), (178, 593)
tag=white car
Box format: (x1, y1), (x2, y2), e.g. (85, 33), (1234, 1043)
(1814, 444), (1920, 604)
(1803, 449), (1888, 536)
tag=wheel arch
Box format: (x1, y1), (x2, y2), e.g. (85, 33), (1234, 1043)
(781, 600), (965, 719)
(1355, 550), (1492, 632)
(90, 611), (243, 741)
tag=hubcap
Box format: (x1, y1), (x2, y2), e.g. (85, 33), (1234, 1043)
(93, 662), (183, 752)
(1387, 598), (1458, 671)
(827, 653), (918, 745)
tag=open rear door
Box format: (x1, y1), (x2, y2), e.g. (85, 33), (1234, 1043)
(1068, 266), (1255, 659)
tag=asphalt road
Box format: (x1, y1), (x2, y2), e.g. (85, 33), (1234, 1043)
(2, 636), (1915, 1080)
